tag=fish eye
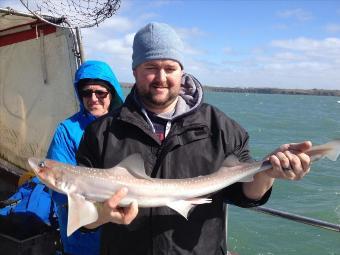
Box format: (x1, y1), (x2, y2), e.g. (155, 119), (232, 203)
(38, 161), (46, 168)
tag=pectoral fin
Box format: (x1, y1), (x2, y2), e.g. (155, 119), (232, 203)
(222, 154), (240, 167)
(67, 193), (98, 236)
(166, 198), (212, 219)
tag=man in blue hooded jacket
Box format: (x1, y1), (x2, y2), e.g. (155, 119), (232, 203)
(46, 60), (124, 255)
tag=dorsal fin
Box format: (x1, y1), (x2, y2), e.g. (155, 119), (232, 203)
(110, 153), (153, 181)
(222, 154), (241, 167)
(221, 155), (254, 182)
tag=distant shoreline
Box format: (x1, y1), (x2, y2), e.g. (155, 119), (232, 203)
(121, 83), (340, 97)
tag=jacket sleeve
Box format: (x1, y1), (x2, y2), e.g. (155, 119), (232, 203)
(46, 124), (77, 165)
(223, 182), (271, 208)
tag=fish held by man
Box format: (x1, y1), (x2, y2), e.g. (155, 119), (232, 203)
(28, 139), (340, 236)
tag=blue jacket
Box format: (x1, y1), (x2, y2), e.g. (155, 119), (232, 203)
(47, 60), (124, 255)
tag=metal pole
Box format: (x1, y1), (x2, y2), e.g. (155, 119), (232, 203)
(250, 206), (340, 232)
(225, 204), (229, 250)
(0, 7), (38, 18)
(75, 27), (85, 64)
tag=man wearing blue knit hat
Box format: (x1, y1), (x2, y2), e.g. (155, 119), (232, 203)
(77, 22), (312, 255)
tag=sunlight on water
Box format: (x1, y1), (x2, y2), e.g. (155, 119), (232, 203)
(335, 205), (340, 222)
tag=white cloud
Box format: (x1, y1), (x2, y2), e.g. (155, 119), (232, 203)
(271, 37), (340, 52)
(222, 47), (233, 54)
(177, 26), (206, 39)
(326, 24), (340, 33)
(277, 8), (312, 21)
(184, 36), (340, 89)
(148, 0), (176, 8)
(100, 16), (133, 31)
(95, 39), (131, 56)
(83, 31), (133, 62)
(264, 61), (331, 71)
(272, 52), (302, 61)
(175, 26), (207, 56)
(253, 37), (340, 76)
(187, 61), (339, 89)
(138, 12), (160, 21)
(183, 45), (204, 56)
(272, 23), (289, 30)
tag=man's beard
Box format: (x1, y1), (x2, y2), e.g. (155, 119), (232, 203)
(137, 84), (178, 108)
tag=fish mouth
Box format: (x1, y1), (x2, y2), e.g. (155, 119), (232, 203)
(28, 157), (43, 174)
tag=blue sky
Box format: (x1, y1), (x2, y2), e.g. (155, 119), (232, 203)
(3, 0), (340, 89)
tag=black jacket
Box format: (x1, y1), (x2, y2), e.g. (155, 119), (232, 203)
(77, 75), (271, 255)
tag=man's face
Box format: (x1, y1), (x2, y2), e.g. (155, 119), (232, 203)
(133, 60), (183, 113)
(79, 84), (112, 117)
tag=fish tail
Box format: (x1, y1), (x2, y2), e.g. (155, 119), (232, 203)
(307, 139), (340, 162)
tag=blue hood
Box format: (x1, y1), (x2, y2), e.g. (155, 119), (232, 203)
(74, 60), (124, 112)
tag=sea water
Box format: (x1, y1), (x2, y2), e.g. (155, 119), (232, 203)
(204, 92), (340, 255)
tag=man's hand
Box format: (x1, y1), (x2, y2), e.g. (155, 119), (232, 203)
(85, 188), (138, 229)
(265, 141), (312, 180)
(243, 141), (312, 200)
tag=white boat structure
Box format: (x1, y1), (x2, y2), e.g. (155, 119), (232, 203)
(0, 7), (82, 194)
(0, 7), (83, 253)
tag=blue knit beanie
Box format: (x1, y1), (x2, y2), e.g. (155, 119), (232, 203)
(132, 22), (184, 69)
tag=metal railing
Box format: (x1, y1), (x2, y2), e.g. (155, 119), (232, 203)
(225, 205), (339, 254)
(249, 206), (340, 232)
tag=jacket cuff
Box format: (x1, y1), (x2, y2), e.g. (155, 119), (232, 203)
(224, 182), (272, 208)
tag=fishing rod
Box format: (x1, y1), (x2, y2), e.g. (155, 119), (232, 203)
(249, 206), (340, 232)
